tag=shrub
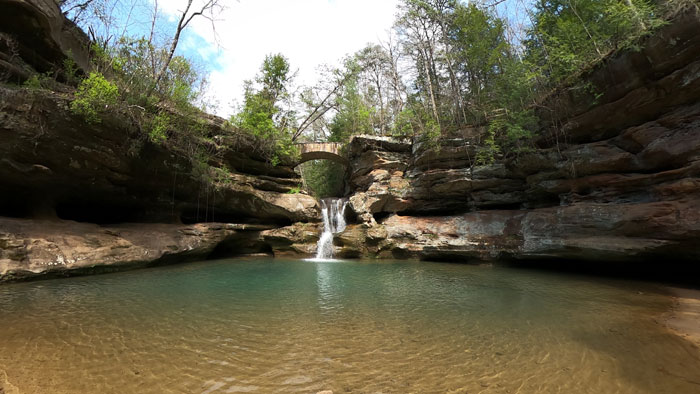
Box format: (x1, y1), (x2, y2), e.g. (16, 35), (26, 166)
(23, 73), (53, 90)
(148, 112), (170, 143)
(70, 72), (119, 124)
(475, 128), (501, 165)
(62, 50), (79, 85)
(23, 75), (43, 90)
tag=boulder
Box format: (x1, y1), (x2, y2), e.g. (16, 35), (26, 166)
(260, 222), (321, 257)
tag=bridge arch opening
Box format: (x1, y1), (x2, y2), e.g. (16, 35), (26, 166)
(294, 143), (349, 198)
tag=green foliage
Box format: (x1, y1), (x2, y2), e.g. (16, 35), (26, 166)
(148, 112), (170, 143)
(419, 117), (442, 152)
(62, 50), (79, 85)
(70, 72), (119, 124)
(451, 2), (511, 123)
(525, 0), (664, 85)
(300, 160), (346, 198)
(475, 128), (501, 165)
(389, 0), (666, 163)
(329, 74), (375, 142)
(392, 108), (418, 138)
(236, 83), (277, 137)
(233, 54), (298, 165)
(487, 109), (538, 156)
(259, 54), (292, 103)
(161, 55), (201, 110)
(211, 165), (233, 188)
(23, 75), (44, 90)
(83, 36), (210, 116)
(286, 186), (302, 194)
(23, 71), (56, 90)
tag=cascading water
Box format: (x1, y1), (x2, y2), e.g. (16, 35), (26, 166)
(313, 198), (348, 260)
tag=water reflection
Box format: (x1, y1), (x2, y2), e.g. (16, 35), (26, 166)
(315, 260), (340, 313)
(0, 259), (698, 394)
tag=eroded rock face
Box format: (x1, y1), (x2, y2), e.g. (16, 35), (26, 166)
(260, 222), (321, 257)
(372, 197), (700, 262)
(537, 6), (700, 145)
(346, 136), (413, 222)
(0, 0), (91, 82)
(0, 86), (319, 224)
(0, 218), (278, 281)
(0, 1), (324, 281)
(340, 7), (700, 264)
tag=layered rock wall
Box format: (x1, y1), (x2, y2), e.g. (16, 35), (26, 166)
(339, 7), (700, 263)
(0, 0), (321, 281)
(2, 1), (700, 281)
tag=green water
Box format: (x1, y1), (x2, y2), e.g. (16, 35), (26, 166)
(0, 258), (699, 393)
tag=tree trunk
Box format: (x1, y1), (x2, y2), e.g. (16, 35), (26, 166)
(421, 45), (441, 128)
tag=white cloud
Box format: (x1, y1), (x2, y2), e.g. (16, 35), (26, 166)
(158, 0), (400, 117)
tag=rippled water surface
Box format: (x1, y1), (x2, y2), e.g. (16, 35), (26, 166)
(1, 258), (699, 393)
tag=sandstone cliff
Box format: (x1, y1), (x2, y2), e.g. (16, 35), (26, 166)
(338, 6), (700, 263)
(2, 1), (700, 282)
(0, 0), (320, 281)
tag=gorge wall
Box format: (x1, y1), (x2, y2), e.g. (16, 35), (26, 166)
(0, 0), (321, 281)
(1, 0), (699, 282)
(337, 6), (700, 264)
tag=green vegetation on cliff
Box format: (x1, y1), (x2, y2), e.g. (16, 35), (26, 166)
(28, 0), (688, 190)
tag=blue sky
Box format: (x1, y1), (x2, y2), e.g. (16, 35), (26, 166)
(156, 0), (401, 116)
(95, 0), (533, 117)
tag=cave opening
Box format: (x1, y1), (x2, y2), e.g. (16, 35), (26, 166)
(55, 201), (151, 224)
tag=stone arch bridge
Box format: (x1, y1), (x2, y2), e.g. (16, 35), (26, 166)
(295, 142), (348, 166)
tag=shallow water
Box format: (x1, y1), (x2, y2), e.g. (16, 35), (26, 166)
(0, 258), (699, 393)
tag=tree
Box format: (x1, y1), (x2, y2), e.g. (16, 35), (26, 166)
(524, 0), (661, 86)
(150, 0), (223, 96)
(450, 3), (511, 123)
(293, 65), (357, 142)
(328, 60), (374, 142)
(395, 0), (444, 130)
(60, 0), (222, 105)
(233, 54), (297, 165)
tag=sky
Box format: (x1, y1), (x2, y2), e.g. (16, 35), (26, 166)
(157, 0), (401, 117)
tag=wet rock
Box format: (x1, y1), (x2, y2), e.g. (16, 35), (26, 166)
(0, 217), (276, 281)
(335, 224), (390, 259)
(260, 222), (321, 257)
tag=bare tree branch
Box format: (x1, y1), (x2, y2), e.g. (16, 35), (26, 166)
(293, 69), (356, 141)
(150, 0), (224, 97)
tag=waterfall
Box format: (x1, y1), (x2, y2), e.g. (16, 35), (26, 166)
(313, 198), (348, 260)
